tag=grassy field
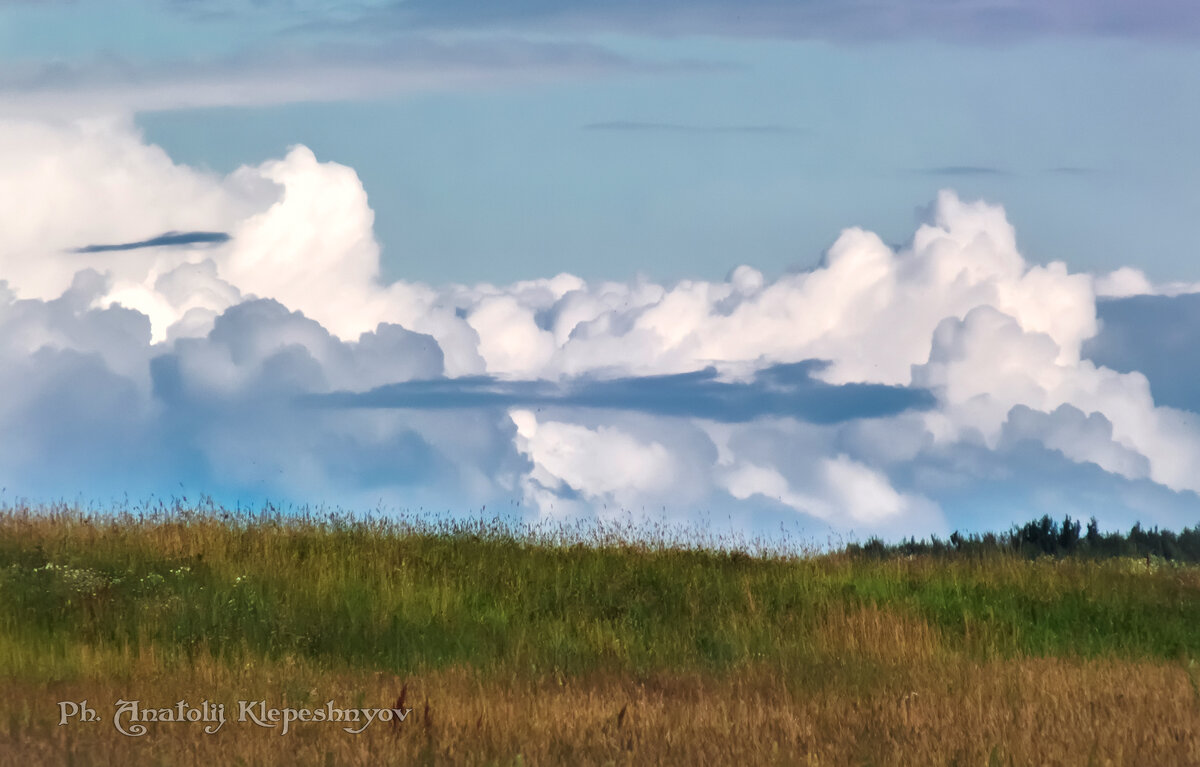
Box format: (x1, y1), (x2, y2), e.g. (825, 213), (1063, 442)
(2, 505), (1200, 765)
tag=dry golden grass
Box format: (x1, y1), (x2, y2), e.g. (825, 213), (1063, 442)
(4, 649), (1200, 765)
(815, 603), (944, 666)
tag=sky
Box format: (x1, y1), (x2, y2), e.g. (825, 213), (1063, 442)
(2, 0), (1200, 541)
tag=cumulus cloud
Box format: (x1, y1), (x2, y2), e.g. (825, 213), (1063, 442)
(723, 456), (913, 525)
(511, 409), (679, 511)
(1000, 404), (1151, 482)
(915, 305), (1200, 494)
(3, 116), (1200, 537)
(1093, 266), (1200, 298)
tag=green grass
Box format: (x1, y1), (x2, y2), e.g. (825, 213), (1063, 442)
(3, 505), (1200, 683)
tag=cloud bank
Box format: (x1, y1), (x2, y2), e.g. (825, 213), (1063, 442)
(2, 116), (1199, 539)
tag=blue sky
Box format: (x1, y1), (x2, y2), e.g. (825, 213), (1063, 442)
(4, 1), (1199, 283)
(137, 37), (1200, 285)
(2, 0), (1200, 540)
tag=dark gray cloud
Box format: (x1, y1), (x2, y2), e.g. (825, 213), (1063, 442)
(73, 231), (231, 254)
(365, 0), (1200, 41)
(584, 121), (806, 135)
(309, 360), (936, 423)
(1084, 294), (1200, 413)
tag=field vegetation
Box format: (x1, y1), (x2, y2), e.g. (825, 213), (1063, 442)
(2, 503), (1199, 765)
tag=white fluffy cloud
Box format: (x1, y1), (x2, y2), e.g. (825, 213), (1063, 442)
(1094, 267), (1200, 299)
(511, 409), (677, 508)
(915, 306), (1200, 493)
(722, 456), (910, 525)
(2, 116), (1199, 536)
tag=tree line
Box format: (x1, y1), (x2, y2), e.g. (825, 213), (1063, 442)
(849, 515), (1200, 562)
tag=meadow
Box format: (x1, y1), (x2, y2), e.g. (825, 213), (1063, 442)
(2, 503), (1199, 765)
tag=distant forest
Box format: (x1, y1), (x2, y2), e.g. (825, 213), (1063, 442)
(851, 515), (1200, 562)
